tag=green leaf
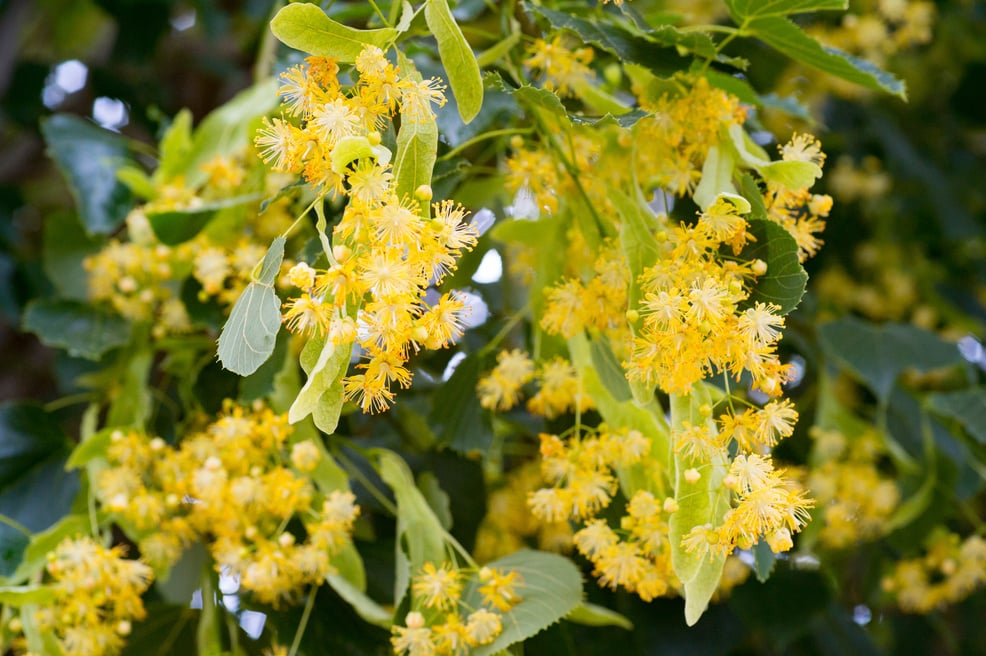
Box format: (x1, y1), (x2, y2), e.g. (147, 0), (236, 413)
(694, 145), (737, 211)
(0, 584), (56, 606)
(429, 354), (493, 454)
(0, 404), (78, 579)
(40, 114), (134, 235)
(528, 4), (687, 77)
(569, 108), (650, 128)
(417, 471), (453, 531)
(106, 348), (153, 428)
(745, 16), (906, 98)
(668, 389), (729, 626)
(326, 573), (393, 628)
(376, 449), (447, 609)
(0, 515), (90, 585)
(565, 602), (633, 630)
(42, 211), (102, 301)
(217, 237), (285, 376)
(736, 219), (808, 315)
(146, 194), (261, 246)
(22, 299), (131, 360)
(589, 336), (632, 403)
(927, 388), (986, 444)
(65, 428), (114, 470)
(817, 318), (962, 403)
(182, 79), (279, 188)
(611, 187), (660, 313)
(288, 335), (351, 432)
(760, 160), (822, 189)
(464, 550), (583, 656)
(393, 53), (439, 210)
(156, 108), (194, 182)
(727, 0), (846, 20)
(216, 283), (282, 376)
(425, 0), (484, 123)
(270, 3), (399, 62)
(753, 540), (777, 582)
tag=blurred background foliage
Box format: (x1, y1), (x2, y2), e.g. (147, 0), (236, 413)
(1, 0), (985, 654)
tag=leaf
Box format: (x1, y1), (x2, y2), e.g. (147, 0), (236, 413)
(216, 283), (282, 376)
(0, 515), (89, 585)
(42, 211), (103, 301)
(589, 336), (632, 403)
(40, 114), (134, 235)
(393, 53), (439, 210)
(146, 194), (261, 246)
(0, 404), (78, 579)
(760, 160), (823, 189)
(693, 145), (737, 211)
(927, 388), (986, 444)
(270, 3), (399, 63)
(288, 336), (351, 430)
(727, 0), (846, 20)
(217, 238), (285, 376)
(429, 354), (493, 454)
(463, 550), (583, 656)
(417, 471), (453, 531)
(611, 187), (660, 313)
(65, 428), (114, 469)
(528, 4), (687, 77)
(736, 218), (808, 315)
(326, 573), (393, 629)
(817, 318), (962, 402)
(0, 584), (56, 606)
(569, 108), (650, 128)
(565, 602), (633, 630)
(22, 299), (131, 360)
(753, 540), (777, 582)
(376, 449), (447, 609)
(182, 79), (280, 188)
(668, 389), (729, 626)
(745, 16), (906, 99)
(156, 108), (194, 182)
(425, 0), (484, 124)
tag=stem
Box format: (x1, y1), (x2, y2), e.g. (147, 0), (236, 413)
(288, 585), (318, 656)
(43, 393), (95, 412)
(335, 447), (399, 516)
(367, 0), (390, 27)
(0, 514), (30, 537)
(279, 194), (324, 242)
(478, 304), (530, 356)
(438, 128), (533, 162)
(253, 0), (285, 81)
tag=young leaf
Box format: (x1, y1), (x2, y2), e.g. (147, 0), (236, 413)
(376, 449), (447, 609)
(745, 16), (906, 98)
(462, 550), (584, 656)
(565, 603), (634, 630)
(393, 53), (439, 210)
(736, 219), (808, 315)
(668, 389), (730, 626)
(270, 3), (399, 62)
(40, 114), (134, 235)
(326, 573), (393, 629)
(22, 299), (131, 360)
(693, 146), (737, 211)
(425, 0), (484, 124)
(156, 108), (194, 182)
(216, 283), (281, 376)
(288, 336), (351, 428)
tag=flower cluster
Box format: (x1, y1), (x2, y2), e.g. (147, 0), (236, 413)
(882, 531), (986, 613)
(391, 562), (524, 655)
(804, 427), (900, 548)
(477, 350), (595, 419)
(24, 536), (153, 656)
(257, 48), (478, 414)
(95, 401), (359, 607)
(524, 35), (596, 97)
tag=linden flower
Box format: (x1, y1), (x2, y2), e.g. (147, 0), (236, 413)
(391, 611), (435, 656)
(465, 608), (502, 645)
(478, 567), (524, 612)
(283, 293), (332, 336)
(412, 562), (462, 611)
(399, 77), (447, 123)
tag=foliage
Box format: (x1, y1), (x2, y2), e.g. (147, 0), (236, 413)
(1, 0), (984, 655)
